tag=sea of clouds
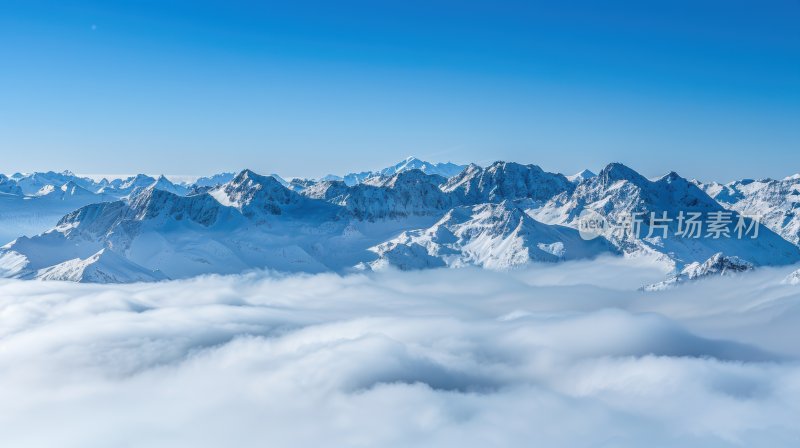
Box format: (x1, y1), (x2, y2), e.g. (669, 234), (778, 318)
(1, 256), (800, 447)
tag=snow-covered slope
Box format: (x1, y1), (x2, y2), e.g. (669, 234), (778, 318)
(528, 163), (800, 268)
(58, 181), (98, 198)
(369, 202), (613, 270)
(698, 176), (800, 245)
(642, 253), (754, 291)
(35, 248), (168, 283)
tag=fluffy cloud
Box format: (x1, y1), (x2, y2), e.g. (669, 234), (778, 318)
(1, 258), (799, 447)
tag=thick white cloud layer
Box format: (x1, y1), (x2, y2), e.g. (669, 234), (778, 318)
(1, 257), (800, 447)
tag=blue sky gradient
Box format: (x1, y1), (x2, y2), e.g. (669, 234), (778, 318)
(1, 0), (798, 181)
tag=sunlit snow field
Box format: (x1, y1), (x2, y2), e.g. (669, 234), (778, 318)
(2, 256), (800, 447)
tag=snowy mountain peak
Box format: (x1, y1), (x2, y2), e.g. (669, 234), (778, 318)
(123, 187), (222, 227)
(305, 169), (454, 220)
(686, 252), (755, 277)
(642, 252), (754, 291)
(598, 162), (648, 187)
(233, 168), (257, 182)
(325, 157), (468, 186)
(362, 169), (446, 188)
(10, 171), (97, 196)
(379, 156), (466, 178)
(193, 172), (235, 188)
(389, 156), (426, 171)
(529, 163), (800, 268)
(699, 173), (800, 245)
(442, 161), (573, 204)
(212, 169), (306, 217)
(568, 169), (597, 183)
(121, 174), (156, 189)
(147, 175), (187, 196)
(230, 169), (287, 191)
(369, 201), (611, 270)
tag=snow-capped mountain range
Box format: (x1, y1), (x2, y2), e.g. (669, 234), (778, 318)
(696, 176), (800, 246)
(322, 156), (467, 186)
(1, 158), (799, 284)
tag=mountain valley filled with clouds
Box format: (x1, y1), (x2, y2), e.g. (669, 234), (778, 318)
(2, 260), (800, 447)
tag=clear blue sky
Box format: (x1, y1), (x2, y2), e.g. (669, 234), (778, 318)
(1, 0), (798, 181)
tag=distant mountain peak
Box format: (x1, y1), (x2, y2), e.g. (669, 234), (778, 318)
(118, 174), (157, 190)
(568, 169), (597, 182)
(443, 160), (573, 203)
(59, 181), (94, 197)
(230, 169), (290, 188)
(212, 169), (306, 218)
(234, 168), (258, 181)
(329, 157), (468, 186)
(232, 169), (284, 188)
(598, 162), (648, 186)
(363, 168), (446, 188)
